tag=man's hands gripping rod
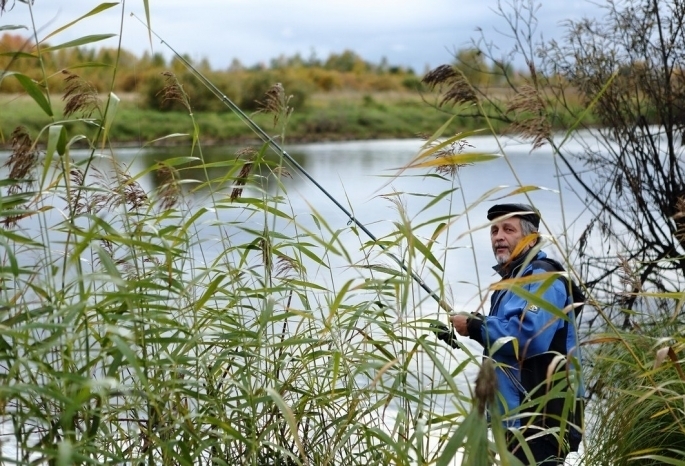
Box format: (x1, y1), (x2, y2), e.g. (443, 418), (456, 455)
(430, 321), (461, 349)
(430, 312), (471, 350)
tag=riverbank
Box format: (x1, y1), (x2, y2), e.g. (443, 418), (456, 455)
(0, 91), (592, 148)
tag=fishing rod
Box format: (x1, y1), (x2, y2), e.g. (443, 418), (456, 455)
(134, 16), (457, 322)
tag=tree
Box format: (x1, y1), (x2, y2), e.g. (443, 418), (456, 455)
(454, 48), (489, 86)
(544, 0), (685, 329)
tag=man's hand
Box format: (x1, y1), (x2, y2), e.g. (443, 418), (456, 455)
(450, 314), (469, 336)
(430, 321), (460, 349)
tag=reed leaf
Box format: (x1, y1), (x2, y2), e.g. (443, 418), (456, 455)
(42, 34), (118, 52)
(3, 72), (53, 117)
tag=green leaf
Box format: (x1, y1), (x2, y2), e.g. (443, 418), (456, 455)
(42, 3), (119, 43)
(101, 92), (120, 145)
(0, 25), (28, 32)
(325, 280), (353, 328)
(0, 51), (36, 59)
(144, 133), (190, 146)
(492, 185), (559, 199)
(418, 187), (459, 215)
(413, 130), (487, 164)
(111, 334), (148, 385)
(0, 229), (44, 248)
(266, 388), (306, 463)
(194, 274), (225, 311)
(500, 282), (570, 322)
(67, 61), (110, 70)
(630, 454), (685, 465)
(556, 70), (618, 151)
(403, 228), (443, 271)
(3, 72), (53, 117)
(423, 114), (456, 146)
(143, 0), (152, 46)
(159, 156), (199, 167)
(437, 409), (476, 466)
(57, 440), (73, 466)
(42, 34), (117, 52)
(489, 336), (519, 359)
(44, 125), (67, 188)
(406, 152), (501, 169)
(311, 214), (321, 230)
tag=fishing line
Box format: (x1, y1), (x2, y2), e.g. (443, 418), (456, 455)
(132, 14), (456, 320)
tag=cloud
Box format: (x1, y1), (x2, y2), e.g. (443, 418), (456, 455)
(1, 0), (604, 72)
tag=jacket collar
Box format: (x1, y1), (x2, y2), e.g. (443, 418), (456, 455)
(492, 250), (545, 278)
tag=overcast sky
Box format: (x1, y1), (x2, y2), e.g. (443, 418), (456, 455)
(3, 1), (603, 72)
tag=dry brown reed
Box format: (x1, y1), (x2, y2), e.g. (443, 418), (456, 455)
(74, 164), (149, 215)
(115, 168), (149, 211)
(158, 71), (191, 112)
(418, 132), (474, 177)
(474, 359), (497, 416)
(505, 84), (551, 150)
(274, 252), (299, 277)
(230, 148), (257, 202)
(62, 70), (101, 118)
(258, 82), (293, 127)
(6, 126), (38, 195)
(157, 164), (180, 210)
(422, 64), (478, 107)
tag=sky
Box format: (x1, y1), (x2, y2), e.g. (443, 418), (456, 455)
(2, 1), (604, 72)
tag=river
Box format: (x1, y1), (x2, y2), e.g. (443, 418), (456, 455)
(143, 134), (595, 311)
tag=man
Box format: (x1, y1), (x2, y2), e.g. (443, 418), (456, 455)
(450, 203), (583, 465)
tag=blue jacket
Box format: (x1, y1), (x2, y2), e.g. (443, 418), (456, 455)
(466, 250), (584, 443)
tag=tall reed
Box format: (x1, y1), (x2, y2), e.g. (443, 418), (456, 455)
(0, 3), (606, 466)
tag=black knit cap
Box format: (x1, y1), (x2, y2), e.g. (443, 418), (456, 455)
(487, 203), (540, 229)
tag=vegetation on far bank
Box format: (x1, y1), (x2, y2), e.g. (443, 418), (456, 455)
(0, 32), (597, 147)
(0, 90), (596, 148)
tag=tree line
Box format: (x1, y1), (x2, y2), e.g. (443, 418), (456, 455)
(0, 32), (519, 112)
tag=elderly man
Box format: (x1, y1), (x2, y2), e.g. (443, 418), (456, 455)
(450, 203), (584, 465)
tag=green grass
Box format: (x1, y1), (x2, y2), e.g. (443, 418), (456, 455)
(0, 91), (593, 148)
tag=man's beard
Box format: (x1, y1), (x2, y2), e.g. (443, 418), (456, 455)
(495, 251), (510, 265)
(493, 243), (511, 264)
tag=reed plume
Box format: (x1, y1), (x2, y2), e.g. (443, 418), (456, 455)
(274, 253), (300, 278)
(422, 64), (478, 107)
(62, 70), (101, 118)
(6, 126), (38, 195)
(258, 82), (292, 127)
(230, 148), (257, 202)
(156, 164), (180, 210)
(474, 359), (497, 416)
(158, 71), (191, 112)
(419, 132), (474, 177)
(117, 169), (149, 211)
(506, 84), (551, 150)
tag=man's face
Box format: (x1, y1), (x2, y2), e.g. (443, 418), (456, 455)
(490, 217), (531, 265)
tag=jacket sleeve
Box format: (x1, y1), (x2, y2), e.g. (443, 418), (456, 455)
(478, 270), (569, 359)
